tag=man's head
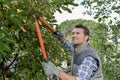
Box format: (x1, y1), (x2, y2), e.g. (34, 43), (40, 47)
(72, 24), (90, 47)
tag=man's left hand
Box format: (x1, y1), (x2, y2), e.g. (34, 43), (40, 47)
(42, 61), (61, 76)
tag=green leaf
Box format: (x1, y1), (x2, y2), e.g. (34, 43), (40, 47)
(2, 37), (15, 43)
(94, 15), (99, 19)
(0, 0), (12, 4)
(61, 6), (72, 13)
(103, 16), (108, 19)
(98, 18), (102, 22)
(71, 3), (79, 6)
(12, 17), (23, 27)
(57, 9), (62, 13)
(64, 2), (78, 7)
(0, 41), (11, 51)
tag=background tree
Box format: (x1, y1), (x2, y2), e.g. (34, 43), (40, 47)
(80, 0), (120, 45)
(0, 0), (78, 80)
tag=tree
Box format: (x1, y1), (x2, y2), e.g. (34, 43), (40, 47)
(81, 0), (120, 23)
(80, 0), (120, 46)
(0, 0), (78, 80)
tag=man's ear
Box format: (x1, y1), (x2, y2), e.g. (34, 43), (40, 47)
(85, 35), (89, 41)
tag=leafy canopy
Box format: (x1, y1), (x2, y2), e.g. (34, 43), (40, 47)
(0, 0), (78, 79)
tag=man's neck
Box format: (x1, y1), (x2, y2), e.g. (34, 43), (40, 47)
(75, 42), (87, 48)
(74, 42), (88, 54)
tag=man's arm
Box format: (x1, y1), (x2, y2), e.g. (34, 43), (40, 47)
(58, 71), (77, 80)
(42, 56), (98, 80)
(76, 56), (98, 80)
(57, 56), (98, 80)
(61, 40), (74, 52)
(53, 31), (74, 52)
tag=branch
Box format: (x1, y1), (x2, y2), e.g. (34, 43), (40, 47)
(5, 54), (18, 70)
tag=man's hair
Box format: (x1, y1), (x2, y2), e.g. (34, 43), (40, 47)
(75, 24), (90, 41)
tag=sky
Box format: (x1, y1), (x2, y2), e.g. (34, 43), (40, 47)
(54, 1), (94, 24)
(54, 0), (119, 25)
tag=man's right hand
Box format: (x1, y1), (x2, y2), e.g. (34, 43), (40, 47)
(53, 31), (65, 41)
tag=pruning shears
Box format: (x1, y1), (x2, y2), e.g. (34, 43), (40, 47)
(31, 12), (60, 80)
(31, 12), (56, 62)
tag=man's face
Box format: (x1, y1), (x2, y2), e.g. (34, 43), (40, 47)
(72, 28), (89, 46)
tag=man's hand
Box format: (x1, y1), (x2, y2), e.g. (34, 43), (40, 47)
(42, 61), (61, 76)
(53, 31), (64, 39)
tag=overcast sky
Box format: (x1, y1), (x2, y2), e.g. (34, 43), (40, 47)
(54, 1), (94, 24)
(54, 0), (119, 25)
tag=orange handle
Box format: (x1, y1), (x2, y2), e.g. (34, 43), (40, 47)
(39, 17), (56, 32)
(34, 21), (47, 61)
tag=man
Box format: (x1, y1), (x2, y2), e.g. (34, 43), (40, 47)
(42, 24), (103, 80)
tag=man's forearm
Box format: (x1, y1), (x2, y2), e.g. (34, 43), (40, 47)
(59, 37), (65, 42)
(58, 71), (77, 80)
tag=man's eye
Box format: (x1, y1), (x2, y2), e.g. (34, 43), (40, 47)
(76, 32), (80, 34)
(72, 32), (74, 35)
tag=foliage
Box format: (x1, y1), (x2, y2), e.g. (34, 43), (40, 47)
(81, 0), (120, 24)
(59, 19), (120, 80)
(0, 0), (78, 80)
(80, 0), (120, 47)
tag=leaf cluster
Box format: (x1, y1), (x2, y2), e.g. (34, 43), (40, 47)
(0, 0), (78, 79)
